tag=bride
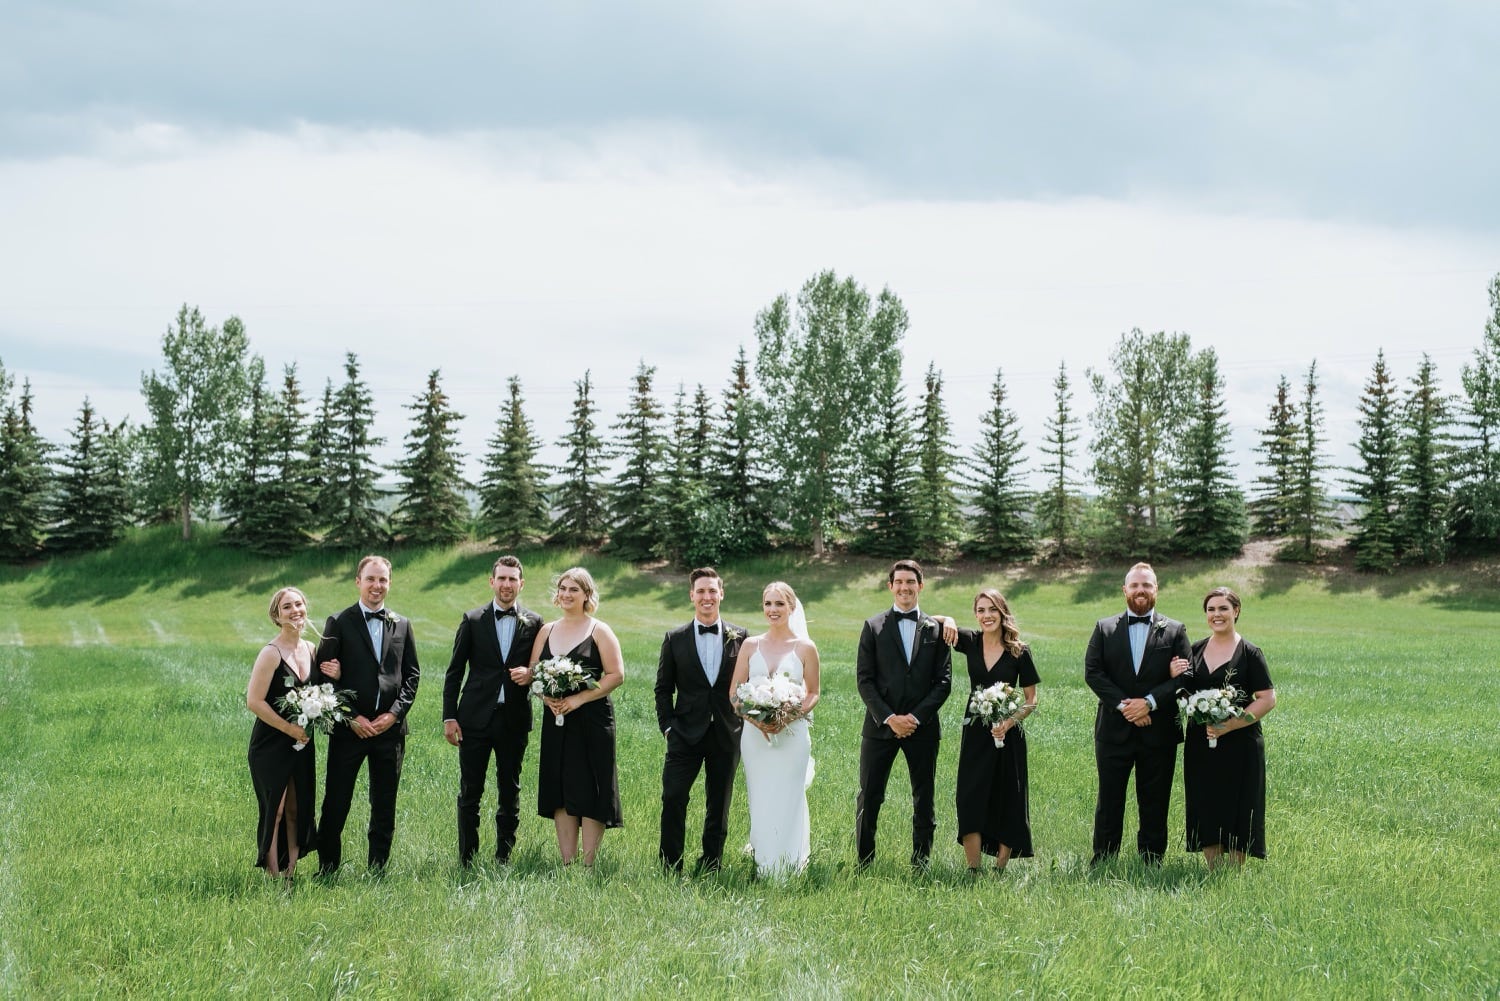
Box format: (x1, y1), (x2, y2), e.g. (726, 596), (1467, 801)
(729, 581), (820, 877)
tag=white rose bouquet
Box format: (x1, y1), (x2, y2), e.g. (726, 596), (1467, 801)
(968, 681), (1027, 748)
(275, 675), (357, 751)
(530, 655), (598, 726)
(735, 672), (808, 744)
(1177, 685), (1253, 748)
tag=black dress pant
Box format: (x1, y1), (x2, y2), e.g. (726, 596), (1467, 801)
(1092, 736), (1177, 862)
(319, 726), (405, 872)
(855, 734), (940, 865)
(457, 718), (529, 864)
(658, 730), (738, 870)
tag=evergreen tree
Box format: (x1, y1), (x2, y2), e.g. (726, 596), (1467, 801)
(604, 362), (667, 559)
(688, 385), (714, 482)
(138, 305), (256, 539)
(655, 384), (707, 565)
(305, 380), (338, 530)
(50, 398), (131, 553)
(0, 380), (51, 561)
(1281, 361), (1332, 561)
(1172, 349), (1247, 557)
(390, 369), (469, 546)
(220, 359), (274, 549)
(321, 352), (388, 551)
(223, 365), (316, 555)
(1250, 376), (1299, 537)
(706, 346), (774, 556)
(550, 370), (608, 546)
(477, 376), (550, 547)
(1394, 354), (1453, 564)
(1087, 329), (1197, 557)
(964, 367), (1034, 561)
(1453, 273), (1500, 552)
(754, 270), (907, 554)
(1346, 351), (1401, 572)
(850, 387), (918, 557)
(910, 363), (962, 554)
(1035, 362), (1082, 559)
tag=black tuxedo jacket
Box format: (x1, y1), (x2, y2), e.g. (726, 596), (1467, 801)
(442, 603), (542, 733)
(856, 609), (953, 741)
(654, 620), (745, 750)
(321, 604), (420, 731)
(1083, 610), (1191, 748)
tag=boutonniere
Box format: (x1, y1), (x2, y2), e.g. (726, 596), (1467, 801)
(920, 617), (937, 631)
(723, 627), (745, 645)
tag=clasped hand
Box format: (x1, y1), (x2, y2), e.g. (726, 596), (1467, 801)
(352, 712), (395, 739)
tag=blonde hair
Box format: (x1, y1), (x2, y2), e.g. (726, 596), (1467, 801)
(554, 567), (600, 614)
(267, 586), (307, 627)
(974, 588), (1025, 658)
(763, 580), (799, 612)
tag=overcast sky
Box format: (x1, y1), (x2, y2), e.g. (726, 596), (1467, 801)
(3, 1), (1497, 487)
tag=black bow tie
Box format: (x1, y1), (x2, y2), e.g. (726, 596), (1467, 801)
(893, 609), (920, 622)
(495, 607), (517, 619)
(1127, 614), (1152, 627)
(697, 623), (719, 635)
(364, 609), (388, 623)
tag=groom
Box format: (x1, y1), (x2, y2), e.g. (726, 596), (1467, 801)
(654, 567), (746, 874)
(855, 559), (953, 868)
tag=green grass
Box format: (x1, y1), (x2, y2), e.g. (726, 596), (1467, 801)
(2, 530), (1497, 997)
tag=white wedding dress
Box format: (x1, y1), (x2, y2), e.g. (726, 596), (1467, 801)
(741, 648), (814, 877)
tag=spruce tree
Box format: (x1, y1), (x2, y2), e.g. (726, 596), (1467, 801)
(850, 387), (918, 557)
(1172, 349), (1247, 557)
(0, 380), (51, 560)
(1035, 362), (1082, 559)
(50, 398), (130, 553)
(321, 352), (388, 551)
(477, 376), (550, 547)
(221, 360), (274, 549)
(964, 367), (1034, 561)
(1394, 354), (1453, 564)
(550, 370), (608, 546)
(604, 362), (666, 560)
(390, 369), (469, 546)
(910, 363), (963, 554)
(707, 346), (774, 556)
(1250, 376), (1298, 537)
(251, 365), (318, 555)
(1281, 361), (1332, 561)
(305, 381), (337, 530)
(1453, 273), (1500, 552)
(1346, 351), (1401, 572)
(655, 384), (705, 565)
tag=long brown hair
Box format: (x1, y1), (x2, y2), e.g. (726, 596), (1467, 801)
(974, 588), (1025, 657)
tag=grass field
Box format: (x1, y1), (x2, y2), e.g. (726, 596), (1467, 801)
(1, 531), (1497, 997)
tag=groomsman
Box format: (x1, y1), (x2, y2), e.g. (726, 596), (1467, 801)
(855, 559), (953, 868)
(1084, 561), (1192, 865)
(442, 555), (542, 866)
(654, 567), (746, 874)
(317, 554), (421, 874)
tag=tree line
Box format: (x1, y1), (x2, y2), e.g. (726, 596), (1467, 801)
(3, 269), (1498, 572)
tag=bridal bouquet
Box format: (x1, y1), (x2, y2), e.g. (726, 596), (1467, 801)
(968, 681), (1027, 748)
(1177, 685), (1252, 747)
(736, 672), (807, 742)
(276, 676), (357, 751)
(530, 655), (597, 726)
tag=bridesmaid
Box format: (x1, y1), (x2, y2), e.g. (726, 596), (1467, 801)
(949, 589), (1039, 874)
(526, 567), (625, 867)
(246, 586), (339, 879)
(1177, 586), (1276, 869)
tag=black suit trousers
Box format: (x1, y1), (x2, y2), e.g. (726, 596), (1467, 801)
(457, 716), (529, 863)
(855, 735), (939, 865)
(1092, 734), (1177, 861)
(658, 730), (738, 868)
(319, 727), (406, 871)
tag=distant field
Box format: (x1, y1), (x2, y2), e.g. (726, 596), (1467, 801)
(2, 532), (1496, 997)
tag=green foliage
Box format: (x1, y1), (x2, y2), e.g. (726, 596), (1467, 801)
(304, 380), (338, 530)
(754, 270), (907, 555)
(706, 346), (774, 556)
(0, 379), (50, 561)
(550, 370), (608, 546)
(222, 361), (321, 554)
(391, 369), (470, 546)
(319, 352), (389, 551)
(1086, 329), (1198, 557)
(1279, 361), (1333, 561)
(138, 305), (256, 540)
(48, 398), (132, 554)
(653, 383), (708, 566)
(1250, 375), (1298, 538)
(477, 376), (550, 548)
(605, 362), (668, 560)
(1035, 362), (1082, 559)
(1452, 274), (1500, 552)
(1394, 354), (1453, 565)
(1346, 351), (1401, 572)
(911, 363), (963, 555)
(1171, 349), (1247, 557)
(849, 387), (917, 558)
(963, 366), (1034, 561)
